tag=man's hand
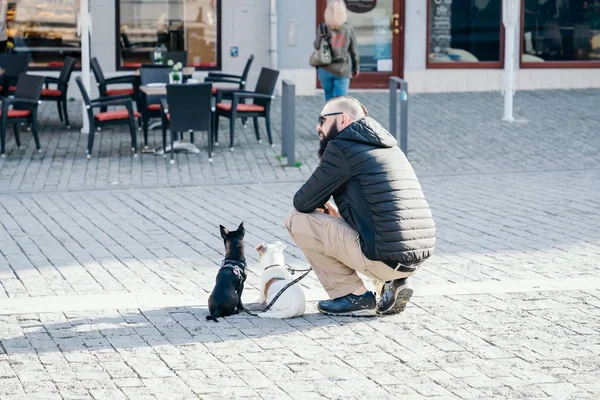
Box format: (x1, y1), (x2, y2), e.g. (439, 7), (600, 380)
(353, 71), (360, 78)
(324, 201), (340, 218)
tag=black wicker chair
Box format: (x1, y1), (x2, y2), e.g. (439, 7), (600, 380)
(1, 73), (44, 157)
(139, 66), (170, 147)
(160, 83), (214, 163)
(40, 56), (76, 128)
(204, 54), (254, 95)
(0, 53), (31, 97)
(75, 77), (140, 159)
(91, 57), (137, 102)
(214, 67), (279, 150)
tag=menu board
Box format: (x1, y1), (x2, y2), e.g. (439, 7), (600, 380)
(430, 0), (452, 56)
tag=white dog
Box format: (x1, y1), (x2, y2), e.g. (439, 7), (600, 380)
(255, 241), (306, 319)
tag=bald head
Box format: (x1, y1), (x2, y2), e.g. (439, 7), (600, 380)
(322, 96), (368, 122)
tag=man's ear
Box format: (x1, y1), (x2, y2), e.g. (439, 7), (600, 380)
(340, 112), (353, 128)
(219, 225), (229, 239)
(255, 243), (267, 255)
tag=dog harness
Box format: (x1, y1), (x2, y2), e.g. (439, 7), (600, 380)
(220, 259), (247, 287)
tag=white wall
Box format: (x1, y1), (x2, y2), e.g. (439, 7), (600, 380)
(276, 0), (317, 96)
(219, 0), (270, 91)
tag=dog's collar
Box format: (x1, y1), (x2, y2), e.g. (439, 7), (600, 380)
(264, 264), (284, 271)
(221, 259), (246, 269)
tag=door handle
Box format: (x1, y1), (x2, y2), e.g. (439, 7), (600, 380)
(390, 13), (400, 31)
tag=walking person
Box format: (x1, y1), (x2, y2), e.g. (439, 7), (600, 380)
(314, 0), (359, 102)
(285, 96), (436, 316)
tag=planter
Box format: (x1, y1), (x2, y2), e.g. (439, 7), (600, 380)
(169, 72), (182, 84)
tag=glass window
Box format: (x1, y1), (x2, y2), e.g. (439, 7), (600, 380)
(345, 0), (394, 73)
(118, 0), (220, 69)
(522, 0), (600, 64)
(5, 0), (81, 68)
(428, 0), (502, 65)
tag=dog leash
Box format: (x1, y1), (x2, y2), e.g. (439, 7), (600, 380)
(239, 266), (312, 317)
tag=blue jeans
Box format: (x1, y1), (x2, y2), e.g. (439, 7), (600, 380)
(318, 68), (350, 102)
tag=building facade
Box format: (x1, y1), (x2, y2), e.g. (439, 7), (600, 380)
(6, 0), (600, 97)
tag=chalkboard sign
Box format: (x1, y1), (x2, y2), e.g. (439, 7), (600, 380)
(344, 0), (377, 14)
(429, 0), (452, 56)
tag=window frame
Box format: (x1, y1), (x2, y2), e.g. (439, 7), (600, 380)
(114, 0), (222, 71)
(426, 0), (505, 69)
(519, 0), (600, 69)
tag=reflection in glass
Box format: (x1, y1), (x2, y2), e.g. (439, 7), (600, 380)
(345, 0), (393, 72)
(522, 0), (600, 63)
(429, 0), (501, 63)
(6, 0), (81, 68)
(119, 0), (218, 69)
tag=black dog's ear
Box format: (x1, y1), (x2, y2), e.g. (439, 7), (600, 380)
(237, 222), (245, 237)
(220, 225), (229, 239)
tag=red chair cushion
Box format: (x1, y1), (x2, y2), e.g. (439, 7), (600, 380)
(47, 61), (80, 67)
(41, 88), (62, 97)
(105, 88), (135, 96)
(216, 103), (265, 112)
(147, 104), (161, 111)
(94, 110), (141, 122)
(0, 110), (32, 118)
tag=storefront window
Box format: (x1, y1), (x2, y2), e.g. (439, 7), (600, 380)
(522, 0), (600, 64)
(5, 0), (81, 68)
(428, 0), (502, 66)
(117, 0), (220, 69)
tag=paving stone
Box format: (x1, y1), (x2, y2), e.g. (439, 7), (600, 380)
(0, 90), (599, 398)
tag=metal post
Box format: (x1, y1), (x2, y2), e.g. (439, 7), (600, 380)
(389, 77), (408, 157)
(80, 0), (91, 134)
(389, 79), (397, 146)
(502, 0), (519, 122)
(281, 80), (295, 167)
(400, 80), (408, 155)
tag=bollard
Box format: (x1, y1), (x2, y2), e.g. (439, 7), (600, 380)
(389, 77), (408, 157)
(281, 79), (296, 166)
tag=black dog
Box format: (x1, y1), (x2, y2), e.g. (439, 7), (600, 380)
(206, 222), (247, 322)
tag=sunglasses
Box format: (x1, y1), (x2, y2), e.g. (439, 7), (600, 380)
(318, 112), (343, 126)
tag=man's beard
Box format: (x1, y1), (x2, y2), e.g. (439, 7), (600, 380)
(318, 124), (340, 159)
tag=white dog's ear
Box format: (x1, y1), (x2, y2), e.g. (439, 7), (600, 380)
(255, 243), (267, 254)
(276, 241), (287, 251)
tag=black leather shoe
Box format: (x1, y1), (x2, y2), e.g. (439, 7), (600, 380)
(317, 292), (376, 316)
(377, 278), (413, 315)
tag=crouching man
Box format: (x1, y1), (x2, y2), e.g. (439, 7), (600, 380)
(285, 96), (435, 316)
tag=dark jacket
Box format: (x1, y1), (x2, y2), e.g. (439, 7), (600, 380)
(313, 22), (359, 78)
(293, 118), (436, 266)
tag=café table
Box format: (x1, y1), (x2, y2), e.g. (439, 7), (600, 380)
(134, 67), (195, 77)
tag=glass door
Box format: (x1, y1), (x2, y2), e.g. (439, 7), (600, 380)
(316, 0), (405, 88)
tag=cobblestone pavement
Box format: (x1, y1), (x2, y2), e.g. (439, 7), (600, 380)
(1, 89), (599, 399)
(0, 89), (598, 192)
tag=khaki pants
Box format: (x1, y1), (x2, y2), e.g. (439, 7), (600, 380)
(285, 209), (415, 299)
